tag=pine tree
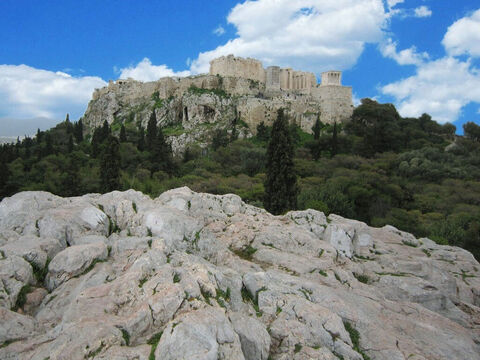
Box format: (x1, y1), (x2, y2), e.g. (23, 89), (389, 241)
(146, 112), (157, 151)
(264, 109), (298, 215)
(100, 135), (121, 193)
(119, 124), (127, 142)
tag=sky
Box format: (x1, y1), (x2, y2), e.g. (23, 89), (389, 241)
(1, 0), (480, 136)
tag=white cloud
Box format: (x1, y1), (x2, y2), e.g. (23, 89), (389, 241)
(443, 9), (480, 57)
(0, 64), (106, 121)
(213, 25), (225, 36)
(190, 0), (389, 75)
(414, 6), (432, 18)
(381, 57), (480, 123)
(386, 0), (404, 9)
(380, 38), (429, 65)
(119, 58), (190, 82)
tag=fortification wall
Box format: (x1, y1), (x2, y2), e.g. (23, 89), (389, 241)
(210, 55), (266, 83)
(312, 85), (353, 124)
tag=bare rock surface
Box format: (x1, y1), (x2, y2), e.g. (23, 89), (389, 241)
(0, 187), (479, 360)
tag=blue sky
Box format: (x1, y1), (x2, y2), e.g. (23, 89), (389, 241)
(1, 0), (479, 136)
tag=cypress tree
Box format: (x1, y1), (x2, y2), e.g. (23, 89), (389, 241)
(264, 109), (298, 215)
(119, 124), (127, 142)
(256, 121), (269, 142)
(146, 112), (157, 151)
(74, 120), (84, 143)
(151, 126), (174, 174)
(137, 127), (145, 151)
(312, 115), (322, 140)
(331, 122), (338, 157)
(67, 134), (74, 153)
(101, 120), (111, 139)
(100, 135), (121, 192)
(44, 133), (54, 156)
(91, 128), (102, 158)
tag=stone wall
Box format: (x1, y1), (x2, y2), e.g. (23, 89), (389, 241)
(210, 55), (266, 83)
(312, 85), (353, 124)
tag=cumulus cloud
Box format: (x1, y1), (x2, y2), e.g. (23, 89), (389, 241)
(190, 0), (389, 74)
(0, 64), (106, 121)
(119, 58), (190, 82)
(414, 6), (432, 18)
(213, 25), (226, 36)
(443, 9), (480, 57)
(380, 38), (429, 65)
(381, 57), (480, 123)
(380, 10), (480, 124)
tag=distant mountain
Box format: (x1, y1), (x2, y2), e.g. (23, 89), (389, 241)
(0, 117), (60, 137)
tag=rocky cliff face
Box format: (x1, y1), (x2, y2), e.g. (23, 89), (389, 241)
(81, 76), (324, 155)
(0, 188), (479, 360)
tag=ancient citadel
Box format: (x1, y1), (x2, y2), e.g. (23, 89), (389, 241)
(84, 55), (353, 153)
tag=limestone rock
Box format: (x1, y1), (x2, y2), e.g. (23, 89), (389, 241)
(46, 243), (108, 290)
(0, 188), (479, 360)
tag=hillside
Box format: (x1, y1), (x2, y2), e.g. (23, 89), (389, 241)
(1, 188), (479, 360)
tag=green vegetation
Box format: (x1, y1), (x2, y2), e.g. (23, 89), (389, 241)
(343, 321), (371, 360)
(231, 245), (258, 260)
(188, 85), (228, 98)
(1, 100), (479, 260)
(12, 284), (32, 311)
(121, 329), (130, 346)
(147, 332), (163, 360)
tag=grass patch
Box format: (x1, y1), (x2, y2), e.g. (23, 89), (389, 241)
(422, 248), (431, 257)
(402, 240), (418, 248)
(318, 249), (324, 258)
(294, 343), (303, 353)
(343, 321), (371, 360)
(85, 341), (105, 358)
(76, 259), (106, 278)
(200, 287), (212, 305)
(241, 285), (265, 317)
(353, 273), (370, 284)
(215, 287), (231, 308)
(163, 124), (185, 137)
(121, 329), (130, 346)
(139, 277), (148, 288)
(147, 332), (163, 360)
(173, 273), (181, 283)
(27, 258), (51, 284)
(231, 245), (258, 261)
(132, 202), (137, 213)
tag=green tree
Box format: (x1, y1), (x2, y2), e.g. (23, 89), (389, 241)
(256, 121), (270, 142)
(137, 127), (145, 151)
(100, 135), (121, 192)
(464, 122), (480, 142)
(67, 134), (74, 153)
(264, 109), (298, 214)
(331, 122), (338, 157)
(151, 126), (174, 174)
(119, 124), (127, 142)
(146, 112), (157, 151)
(312, 115), (323, 140)
(74, 120), (83, 143)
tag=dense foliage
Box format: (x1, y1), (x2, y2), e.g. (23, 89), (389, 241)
(1, 101), (479, 259)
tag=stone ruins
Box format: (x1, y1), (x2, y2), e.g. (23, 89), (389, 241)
(85, 55), (354, 147)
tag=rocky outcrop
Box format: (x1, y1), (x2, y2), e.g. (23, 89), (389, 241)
(81, 75), (326, 155)
(0, 187), (479, 360)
